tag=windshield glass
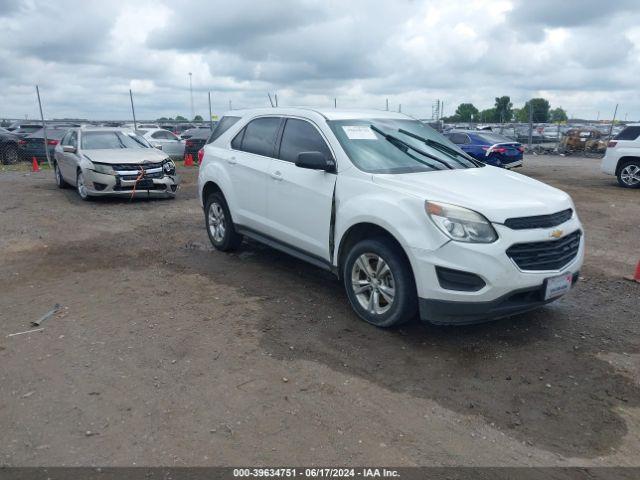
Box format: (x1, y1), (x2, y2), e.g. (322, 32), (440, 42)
(328, 118), (478, 174)
(81, 131), (149, 149)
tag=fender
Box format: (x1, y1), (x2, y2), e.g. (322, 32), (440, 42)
(198, 147), (237, 211)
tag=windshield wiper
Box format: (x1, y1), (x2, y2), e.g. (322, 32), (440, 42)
(397, 129), (482, 167)
(370, 125), (453, 170)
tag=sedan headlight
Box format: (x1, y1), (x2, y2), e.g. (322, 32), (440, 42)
(426, 201), (497, 243)
(163, 160), (176, 175)
(91, 163), (115, 175)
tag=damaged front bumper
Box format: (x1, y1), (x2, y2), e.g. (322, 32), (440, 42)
(83, 165), (181, 197)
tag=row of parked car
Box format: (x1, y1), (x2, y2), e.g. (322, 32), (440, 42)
(0, 121), (216, 165)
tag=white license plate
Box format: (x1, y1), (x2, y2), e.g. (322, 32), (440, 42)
(544, 273), (573, 300)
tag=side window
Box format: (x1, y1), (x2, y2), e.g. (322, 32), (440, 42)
(231, 127), (245, 150)
(238, 117), (281, 157)
(151, 130), (170, 140)
(448, 133), (468, 145)
(278, 118), (332, 163)
(61, 132), (72, 146)
(615, 126), (640, 141)
(208, 116), (240, 143)
(69, 132), (78, 148)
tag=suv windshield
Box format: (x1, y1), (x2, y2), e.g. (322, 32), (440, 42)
(82, 131), (149, 149)
(328, 118), (478, 174)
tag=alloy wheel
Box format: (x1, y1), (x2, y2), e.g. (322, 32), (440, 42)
(620, 164), (640, 186)
(351, 253), (396, 315)
(77, 172), (88, 199)
(208, 202), (226, 243)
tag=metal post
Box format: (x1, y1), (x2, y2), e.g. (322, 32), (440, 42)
(385, 98), (389, 111)
(35, 85), (51, 167)
(528, 102), (533, 149)
(267, 93), (274, 107)
(275, 94), (278, 107)
(608, 104), (618, 139)
(556, 123), (561, 152)
(229, 100), (232, 111)
(188, 72), (194, 120)
(334, 98), (337, 108)
(208, 91), (214, 131)
(129, 89), (137, 130)
(398, 104), (402, 113)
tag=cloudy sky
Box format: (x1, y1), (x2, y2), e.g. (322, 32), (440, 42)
(1, 0), (639, 121)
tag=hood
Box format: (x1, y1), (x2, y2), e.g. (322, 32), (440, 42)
(372, 166), (573, 224)
(83, 148), (168, 164)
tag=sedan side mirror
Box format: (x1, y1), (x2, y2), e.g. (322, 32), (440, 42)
(63, 145), (76, 153)
(295, 151), (335, 173)
(155, 144), (163, 150)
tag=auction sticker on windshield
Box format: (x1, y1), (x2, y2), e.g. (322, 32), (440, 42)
(342, 125), (377, 140)
(544, 273), (573, 300)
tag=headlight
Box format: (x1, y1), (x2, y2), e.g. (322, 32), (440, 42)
(163, 160), (176, 175)
(92, 163), (115, 175)
(425, 201), (497, 243)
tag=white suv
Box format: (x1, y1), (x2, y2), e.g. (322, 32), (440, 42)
(601, 124), (640, 188)
(198, 108), (584, 327)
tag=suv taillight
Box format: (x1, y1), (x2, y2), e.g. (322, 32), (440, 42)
(608, 141), (617, 148)
(197, 148), (205, 164)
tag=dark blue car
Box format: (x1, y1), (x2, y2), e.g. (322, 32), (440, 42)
(445, 130), (524, 168)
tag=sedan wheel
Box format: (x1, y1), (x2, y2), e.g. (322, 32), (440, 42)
(76, 171), (89, 200)
(618, 162), (640, 188)
(55, 162), (67, 188)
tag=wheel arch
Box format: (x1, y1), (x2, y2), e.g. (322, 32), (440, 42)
(616, 156), (640, 176)
(336, 222), (414, 280)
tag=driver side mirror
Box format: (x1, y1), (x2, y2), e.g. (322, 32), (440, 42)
(295, 151), (335, 173)
(63, 145), (76, 153)
(154, 144), (163, 150)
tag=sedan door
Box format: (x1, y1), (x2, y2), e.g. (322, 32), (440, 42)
(266, 118), (337, 261)
(58, 130), (79, 182)
(149, 130), (184, 159)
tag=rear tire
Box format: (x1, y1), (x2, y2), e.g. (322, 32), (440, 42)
(205, 191), (243, 251)
(617, 160), (640, 188)
(343, 237), (417, 328)
(1, 143), (19, 165)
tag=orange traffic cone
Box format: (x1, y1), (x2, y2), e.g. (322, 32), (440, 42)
(31, 157), (40, 172)
(184, 153), (194, 167)
(626, 260), (640, 283)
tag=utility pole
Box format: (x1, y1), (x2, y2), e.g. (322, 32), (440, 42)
(608, 104), (619, 139)
(334, 98), (337, 108)
(275, 93), (278, 107)
(208, 91), (214, 131)
(267, 93), (274, 107)
(35, 85), (51, 167)
(385, 98), (389, 111)
(188, 72), (194, 120)
(129, 89), (137, 131)
(528, 102), (533, 149)
(398, 104), (402, 113)
(228, 100), (232, 111)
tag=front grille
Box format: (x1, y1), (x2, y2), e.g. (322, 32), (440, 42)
(506, 230), (582, 271)
(110, 162), (164, 171)
(504, 209), (573, 230)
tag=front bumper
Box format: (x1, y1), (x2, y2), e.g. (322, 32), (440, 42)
(408, 215), (585, 324)
(419, 272), (579, 325)
(83, 169), (180, 197)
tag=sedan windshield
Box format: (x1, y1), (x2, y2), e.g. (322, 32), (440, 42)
(328, 118), (478, 174)
(81, 131), (149, 149)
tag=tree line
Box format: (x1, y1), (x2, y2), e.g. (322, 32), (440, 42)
(443, 96), (568, 124)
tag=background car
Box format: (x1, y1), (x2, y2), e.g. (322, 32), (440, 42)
(182, 127), (213, 160)
(18, 127), (69, 163)
(136, 128), (185, 160)
(444, 130), (524, 168)
(180, 125), (215, 139)
(601, 123), (640, 188)
(0, 126), (21, 164)
(11, 124), (44, 138)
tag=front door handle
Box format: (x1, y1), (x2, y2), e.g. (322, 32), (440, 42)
(227, 156), (237, 165)
(270, 171), (283, 181)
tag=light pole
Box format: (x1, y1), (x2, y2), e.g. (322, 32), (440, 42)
(188, 72), (194, 121)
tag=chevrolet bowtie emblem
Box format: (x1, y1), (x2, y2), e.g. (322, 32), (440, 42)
(550, 229), (563, 239)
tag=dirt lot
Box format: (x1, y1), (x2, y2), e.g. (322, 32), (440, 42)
(1, 155), (639, 467)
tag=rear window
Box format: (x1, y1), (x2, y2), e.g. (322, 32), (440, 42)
(614, 126), (640, 141)
(477, 133), (513, 144)
(208, 116), (240, 143)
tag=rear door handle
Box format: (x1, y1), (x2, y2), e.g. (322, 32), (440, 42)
(227, 156), (237, 165)
(271, 171), (283, 181)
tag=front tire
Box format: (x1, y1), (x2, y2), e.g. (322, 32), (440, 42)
(205, 192), (243, 251)
(617, 160), (640, 188)
(76, 170), (91, 200)
(343, 237), (417, 328)
(54, 162), (68, 188)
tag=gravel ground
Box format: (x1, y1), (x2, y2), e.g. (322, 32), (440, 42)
(0, 155), (638, 467)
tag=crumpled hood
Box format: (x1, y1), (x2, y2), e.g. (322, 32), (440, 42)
(372, 166), (573, 224)
(83, 148), (168, 164)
